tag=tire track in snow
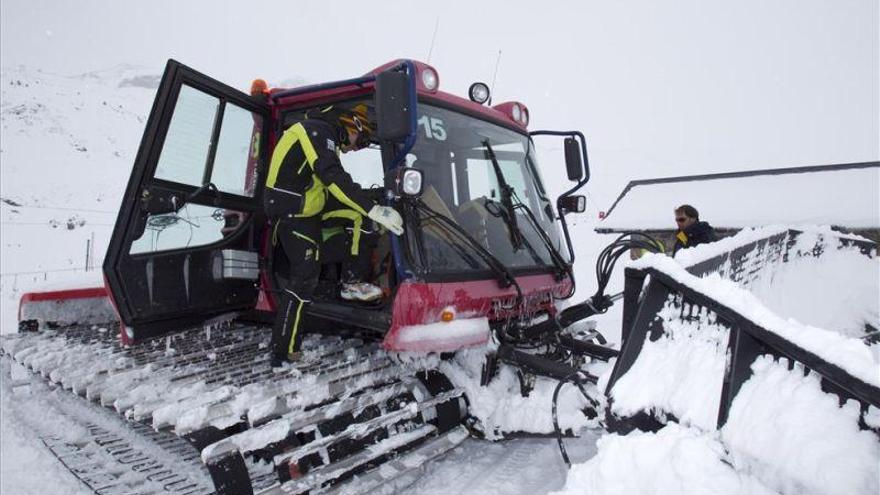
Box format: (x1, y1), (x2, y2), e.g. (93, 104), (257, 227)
(402, 431), (601, 495)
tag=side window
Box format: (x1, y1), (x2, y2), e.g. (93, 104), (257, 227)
(339, 146), (384, 189)
(212, 104), (261, 197)
(132, 85), (263, 254)
(154, 84), (262, 197)
(155, 86), (218, 186)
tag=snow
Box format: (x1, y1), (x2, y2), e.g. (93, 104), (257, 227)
(405, 431), (601, 495)
(743, 232), (879, 338)
(630, 228), (880, 387)
(393, 315), (490, 352)
(581, 227), (879, 495)
(18, 294), (115, 329)
(609, 300), (730, 430)
(598, 165), (880, 231)
(440, 346), (602, 438)
(0, 362), (91, 495)
(552, 424), (778, 495)
(1, 8), (878, 493)
(1, 65), (155, 335)
(722, 356), (880, 495)
(570, 355), (880, 495)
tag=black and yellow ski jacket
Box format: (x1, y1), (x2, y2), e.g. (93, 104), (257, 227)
(264, 119), (374, 220)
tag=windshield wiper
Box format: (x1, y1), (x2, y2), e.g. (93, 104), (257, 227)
(482, 140), (524, 251)
(511, 192), (571, 281)
(411, 199), (523, 303)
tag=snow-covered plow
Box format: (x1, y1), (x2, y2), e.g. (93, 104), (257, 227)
(604, 227), (879, 493)
(17, 286), (115, 332)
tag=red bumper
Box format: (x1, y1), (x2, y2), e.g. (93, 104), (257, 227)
(383, 273), (571, 352)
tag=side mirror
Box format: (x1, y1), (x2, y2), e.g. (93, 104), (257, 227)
(564, 137), (584, 181)
(558, 195), (586, 214)
(389, 167), (424, 197)
(375, 70), (414, 142)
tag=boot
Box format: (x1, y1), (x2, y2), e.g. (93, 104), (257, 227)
(340, 282), (383, 302)
(270, 351), (303, 368)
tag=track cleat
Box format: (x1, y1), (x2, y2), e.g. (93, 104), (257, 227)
(340, 282), (383, 302)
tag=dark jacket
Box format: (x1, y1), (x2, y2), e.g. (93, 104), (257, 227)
(673, 221), (717, 255)
(265, 119), (374, 218)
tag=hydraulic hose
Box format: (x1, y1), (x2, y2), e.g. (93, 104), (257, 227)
(552, 372), (601, 467)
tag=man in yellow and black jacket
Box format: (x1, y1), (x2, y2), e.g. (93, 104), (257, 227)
(265, 105), (403, 366)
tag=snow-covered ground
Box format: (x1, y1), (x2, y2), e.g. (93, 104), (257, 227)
(0, 65), (156, 332)
(2, 63), (878, 495)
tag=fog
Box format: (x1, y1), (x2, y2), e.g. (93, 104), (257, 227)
(2, 0), (877, 208)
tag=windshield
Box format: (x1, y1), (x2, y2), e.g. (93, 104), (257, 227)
(407, 104), (566, 274)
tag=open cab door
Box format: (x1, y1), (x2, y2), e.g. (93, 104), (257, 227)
(103, 60), (270, 343)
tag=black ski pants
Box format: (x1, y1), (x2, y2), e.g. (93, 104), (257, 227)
(320, 220), (377, 284)
(271, 216), (321, 359)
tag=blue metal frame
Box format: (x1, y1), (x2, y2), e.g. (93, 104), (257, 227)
(391, 60), (419, 168)
(387, 60), (419, 280)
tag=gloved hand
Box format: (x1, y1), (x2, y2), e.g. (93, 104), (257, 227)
(368, 205), (404, 236)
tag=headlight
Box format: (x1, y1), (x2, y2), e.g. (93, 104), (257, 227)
(401, 169), (424, 197)
(421, 68), (439, 91)
(521, 107), (529, 126)
(468, 82), (490, 104)
(511, 104), (522, 122)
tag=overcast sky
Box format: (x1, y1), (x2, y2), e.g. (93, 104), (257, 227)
(2, 0), (877, 208)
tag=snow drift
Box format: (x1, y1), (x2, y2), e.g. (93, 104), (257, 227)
(569, 226), (879, 495)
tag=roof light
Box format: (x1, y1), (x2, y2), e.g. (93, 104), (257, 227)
(468, 82), (490, 104)
(491, 102), (530, 127)
(511, 104), (522, 123)
(250, 79), (268, 97)
(421, 68), (439, 91)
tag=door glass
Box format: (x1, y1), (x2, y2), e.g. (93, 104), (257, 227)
(212, 104), (262, 197)
(155, 85), (219, 186)
(130, 204), (240, 254)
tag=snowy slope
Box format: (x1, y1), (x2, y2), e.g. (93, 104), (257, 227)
(0, 65), (158, 333)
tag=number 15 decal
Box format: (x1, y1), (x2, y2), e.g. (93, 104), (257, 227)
(418, 116), (447, 141)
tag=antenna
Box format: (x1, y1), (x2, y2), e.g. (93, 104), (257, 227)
(426, 17), (440, 64)
(489, 50), (502, 105)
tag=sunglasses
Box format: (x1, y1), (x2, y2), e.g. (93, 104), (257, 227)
(675, 217), (688, 223)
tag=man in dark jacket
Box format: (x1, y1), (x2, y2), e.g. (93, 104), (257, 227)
(265, 104), (403, 366)
(672, 204), (717, 255)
